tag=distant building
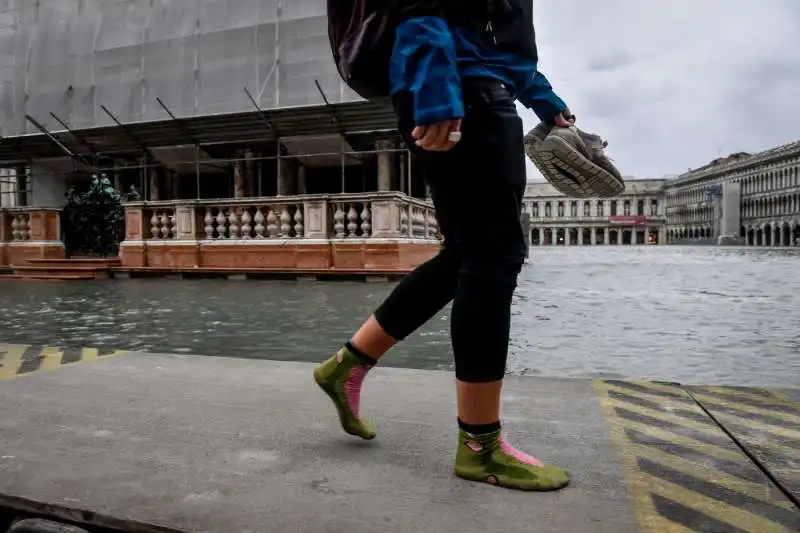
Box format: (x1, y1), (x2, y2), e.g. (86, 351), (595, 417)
(523, 179), (667, 245)
(663, 142), (800, 246)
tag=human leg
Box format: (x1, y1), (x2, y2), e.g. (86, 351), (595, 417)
(313, 247), (460, 439)
(439, 79), (569, 490)
(313, 90), (465, 439)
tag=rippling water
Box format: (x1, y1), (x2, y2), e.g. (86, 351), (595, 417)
(1, 246), (799, 388)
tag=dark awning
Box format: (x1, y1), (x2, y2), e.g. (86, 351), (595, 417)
(0, 100), (398, 165)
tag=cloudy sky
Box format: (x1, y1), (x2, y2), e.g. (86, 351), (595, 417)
(520, 0), (800, 181)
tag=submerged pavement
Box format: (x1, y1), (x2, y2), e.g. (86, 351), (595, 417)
(0, 344), (797, 533)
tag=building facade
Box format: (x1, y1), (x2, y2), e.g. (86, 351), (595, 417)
(524, 180), (667, 246)
(0, 0), (440, 273)
(664, 141), (800, 246)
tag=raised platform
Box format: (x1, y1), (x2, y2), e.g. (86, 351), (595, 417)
(0, 345), (797, 532)
(112, 266), (411, 281)
(8, 258), (121, 281)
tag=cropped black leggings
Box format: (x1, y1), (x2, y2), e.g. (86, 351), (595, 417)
(374, 78), (527, 383)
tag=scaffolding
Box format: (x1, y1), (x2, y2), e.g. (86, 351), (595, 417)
(0, 0), (428, 206)
(0, 0), (364, 138)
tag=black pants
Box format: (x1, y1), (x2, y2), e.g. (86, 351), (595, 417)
(374, 78), (527, 383)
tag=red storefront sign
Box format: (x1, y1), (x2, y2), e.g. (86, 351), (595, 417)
(608, 216), (647, 225)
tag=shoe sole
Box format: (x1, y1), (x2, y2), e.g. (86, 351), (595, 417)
(527, 136), (625, 198)
(454, 468), (570, 492)
(313, 366), (376, 440)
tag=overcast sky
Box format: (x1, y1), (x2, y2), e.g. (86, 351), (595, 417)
(520, 0), (800, 181)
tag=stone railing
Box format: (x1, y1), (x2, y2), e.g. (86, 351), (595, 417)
(0, 207), (64, 266)
(119, 193), (440, 271)
(123, 192), (439, 242)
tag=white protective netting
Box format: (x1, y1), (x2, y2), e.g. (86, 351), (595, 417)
(0, 0), (361, 137)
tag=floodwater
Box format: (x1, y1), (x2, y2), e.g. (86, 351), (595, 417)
(1, 246), (799, 389)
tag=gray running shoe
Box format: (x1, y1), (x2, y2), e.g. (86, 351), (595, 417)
(525, 123), (625, 198)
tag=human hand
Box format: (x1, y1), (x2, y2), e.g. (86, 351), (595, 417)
(412, 119), (462, 151)
(554, 108), (576, 127)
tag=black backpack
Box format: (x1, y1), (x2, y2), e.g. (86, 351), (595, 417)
(327, 0), (401, 100)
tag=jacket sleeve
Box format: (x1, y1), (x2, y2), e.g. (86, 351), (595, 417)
(389, 16), (464, 126)
(517, 70), (568, 124)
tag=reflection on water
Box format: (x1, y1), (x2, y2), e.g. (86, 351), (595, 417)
(1, 246), (799, 388)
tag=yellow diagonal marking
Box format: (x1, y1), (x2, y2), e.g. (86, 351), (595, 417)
(594, 381), (691, 533)
(39, 346), (64, 372)
(605, 383), (694, 409)
(608, 394), (800, 458)
(706, 386), (800, 408)
(631, 443), (794, 509)
(629, 380), (687, 397)
(0, 345), (26, 381)
(81, 347), (99, 363)
(617, 417), (744, 462)
(692, 391), (800, 425)
(644, 473), (790, 533)
(606, 394), (722, 434)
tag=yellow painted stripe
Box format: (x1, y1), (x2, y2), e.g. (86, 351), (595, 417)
(629, 380), (688, 397)
(39, 346), (64, 372)
(593, 381), (687, 533)
(691, 391), (800, 425)
(0, 345), (26, 380)
(706, 386), (800, 408)
(614, 417), (745, 462)
(608, 393), (800, 458)
(631, 443), (794, 509)
(644, 473), (790, 533)
(81, 347), (100, 363)
(606, 384), (800, 440)
(606, 394), (725, 434)
(605, 383), (694, 409)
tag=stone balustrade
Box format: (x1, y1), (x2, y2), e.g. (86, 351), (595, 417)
(120, 192), (440, 271)
(0, 207), (64, 266)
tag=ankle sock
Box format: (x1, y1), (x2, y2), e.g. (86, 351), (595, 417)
(344, 341), (377, 366)
(458, 419), (501, 435)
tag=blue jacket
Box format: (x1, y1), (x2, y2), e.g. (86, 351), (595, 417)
(389, 16), (567, 127)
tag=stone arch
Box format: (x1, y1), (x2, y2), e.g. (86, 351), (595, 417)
(782, 222), (791, 246)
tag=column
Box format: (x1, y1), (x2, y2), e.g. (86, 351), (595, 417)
(170, 170), (180, 200)
(297, 164), (307, 195)
(15, 164), (27, 206)
(618, 228), (623, 244)
(604, 229), (610, 245)
(113, 160), (123, 193)
(538, 228), (544, 245)
(277, 156), (295, 196)
(578, 228), (583, 245)
(591, 227), (597, 245)
(565, 227), (571, 246)
(551, 227), (556, 245)
(376, 140), (391, 192)
(234, 159), (246, 198)
(148, 168), (159, 201)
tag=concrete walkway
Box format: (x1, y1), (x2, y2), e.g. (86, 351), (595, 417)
(0, 346), (797, 533)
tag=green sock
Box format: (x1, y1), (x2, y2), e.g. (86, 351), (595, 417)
(454, 428), (570, 491)
(313, 346), (376, 440)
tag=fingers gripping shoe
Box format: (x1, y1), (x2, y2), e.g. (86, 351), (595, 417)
(313, 347), (376, 440)
(525, 123), (625, 198)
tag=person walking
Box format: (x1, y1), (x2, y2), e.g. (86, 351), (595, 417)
(316, 0), (572, 491)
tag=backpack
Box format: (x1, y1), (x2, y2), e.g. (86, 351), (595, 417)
(327, 0), (401, 100)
